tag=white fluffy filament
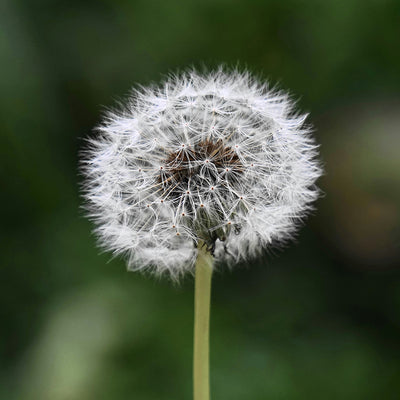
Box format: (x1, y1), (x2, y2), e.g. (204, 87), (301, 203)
(82, 68), (322, 279)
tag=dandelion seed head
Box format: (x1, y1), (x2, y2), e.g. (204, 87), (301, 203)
(82, 68), (322, 279)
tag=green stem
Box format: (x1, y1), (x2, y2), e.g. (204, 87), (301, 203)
(193, 241), (213, 400)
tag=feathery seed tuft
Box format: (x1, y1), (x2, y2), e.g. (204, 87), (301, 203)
(81, 68), (322, 279)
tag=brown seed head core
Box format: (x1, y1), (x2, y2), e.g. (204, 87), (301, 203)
(159, 139), (243, 197)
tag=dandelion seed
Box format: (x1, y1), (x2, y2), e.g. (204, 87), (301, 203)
(81, 68), (322, 279)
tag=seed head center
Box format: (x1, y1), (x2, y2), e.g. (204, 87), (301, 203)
(159, 139), (243, 197)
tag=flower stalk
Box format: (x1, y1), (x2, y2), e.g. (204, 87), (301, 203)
(193, 241), (213, 400)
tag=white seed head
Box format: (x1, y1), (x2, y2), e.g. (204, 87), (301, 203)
(81, 68), (322, 279)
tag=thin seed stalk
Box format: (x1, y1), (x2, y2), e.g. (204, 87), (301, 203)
(193, 241), (213, 400)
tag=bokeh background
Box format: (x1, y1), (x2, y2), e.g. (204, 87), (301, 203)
(1, 0), (400, 399)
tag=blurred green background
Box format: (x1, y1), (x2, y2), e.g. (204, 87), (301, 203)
(1, 0), (400, 399)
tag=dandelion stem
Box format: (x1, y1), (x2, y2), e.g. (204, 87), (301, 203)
(193, 241), (213, 400)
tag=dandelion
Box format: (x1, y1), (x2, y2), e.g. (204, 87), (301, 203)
(81, 68), (322, 400)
